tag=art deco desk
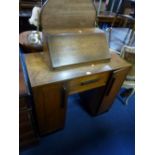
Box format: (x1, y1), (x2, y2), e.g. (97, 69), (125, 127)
(23, 0), (131, 136)
(24, 51), (131, 135)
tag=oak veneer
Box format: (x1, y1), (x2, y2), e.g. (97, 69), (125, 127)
(19, 59), (38, 148)
(25, 52), (130, 87)
(41, 0), (111, 69)
(32, 83), (67, 135)
(41, 0), (96, 30)
(23, 0), (131, 135)
(47, 32), (110, 69)
(24, 52), (131, 134)
(98, 67), (131, 113)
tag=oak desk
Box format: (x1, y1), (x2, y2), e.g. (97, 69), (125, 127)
(24, 51), (131, 135)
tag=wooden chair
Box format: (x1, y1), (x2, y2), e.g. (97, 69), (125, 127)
(117, 45), (135, 105)
(107, 0), (135, 46)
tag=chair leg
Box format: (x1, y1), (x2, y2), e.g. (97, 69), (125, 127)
(117, 95), (126, 105)
(125, 89), (135, 105)
(127, 25), (135, 46)
(117, 88), (135, 105)
(123, 28), (131, 44)
(97, 0), (102, 16)
(106, 27), (112, 47)
(128, 31), (135, 46)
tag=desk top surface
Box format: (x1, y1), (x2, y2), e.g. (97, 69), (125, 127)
(24, 51), (130, 87)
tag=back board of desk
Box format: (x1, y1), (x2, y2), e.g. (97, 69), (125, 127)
(41, 0), (111, 70)
(41, 0), (96, 30)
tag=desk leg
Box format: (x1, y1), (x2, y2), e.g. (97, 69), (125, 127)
(79, 86), (105, 116)
(32, 83), (67, 135)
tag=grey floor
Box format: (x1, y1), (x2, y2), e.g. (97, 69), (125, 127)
(103, 28), (135, 52)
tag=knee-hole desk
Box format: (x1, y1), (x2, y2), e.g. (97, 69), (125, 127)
(24, 51), (131, 135)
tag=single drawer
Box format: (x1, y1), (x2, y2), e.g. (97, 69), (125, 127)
(67, 72), (111, 94)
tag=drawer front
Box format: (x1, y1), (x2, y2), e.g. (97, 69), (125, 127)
(67, 72), (111, 94)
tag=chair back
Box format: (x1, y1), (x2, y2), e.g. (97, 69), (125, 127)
(121, 45), (135, 80)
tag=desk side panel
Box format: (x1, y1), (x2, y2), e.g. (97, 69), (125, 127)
(98, 67), (131, 114)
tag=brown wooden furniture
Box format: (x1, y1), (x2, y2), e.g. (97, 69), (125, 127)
(46, 30), (110, 69)
(97, 0), (135, 28)
(41, 0), (111, 70)
(41, 0), (96, 30)
(19, 0), (41, 10)
(19, 59), (38, 148)
(19, 31), (43, 53)
(24, 51), (131, 135)
(97, 13), (122, 27)
(119, 45), (135, 105)
(23, 0), (131, 136)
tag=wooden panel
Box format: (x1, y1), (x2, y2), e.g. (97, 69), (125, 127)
(47, 32), (110, 69)
(19, 59), (31, 109)
(19, 59), (29, 96)
(20, 131), (37, 149)
(41, 0), (96, 30)
(19, 101), (37, 148)
(98, 67), (131, 114)
(79, 86), (106, 115)
(19, 97), (30, 109)
(123, 49), (135, 77)
(19, 59), (38, 149)
(20, 114), (33, 134)
(67, 71), (111, 94)
(24, 52), (131, 87)
(43, 28), (106, 35)
(20, 109), (31, 123)
(32, 83), (67, 135)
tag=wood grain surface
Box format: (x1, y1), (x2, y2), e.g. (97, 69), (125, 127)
(24, 52), (131, 87)
(32, 83), (67, 135)
(23, 0), (132, 135)
(47, 32), (110, 69)
(42, 27), (104, 35)
(19, 59), (29, 96)
(98, 67), (131, 113)
(41, 0), (96, 30)
(67, 71), (110, 95)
